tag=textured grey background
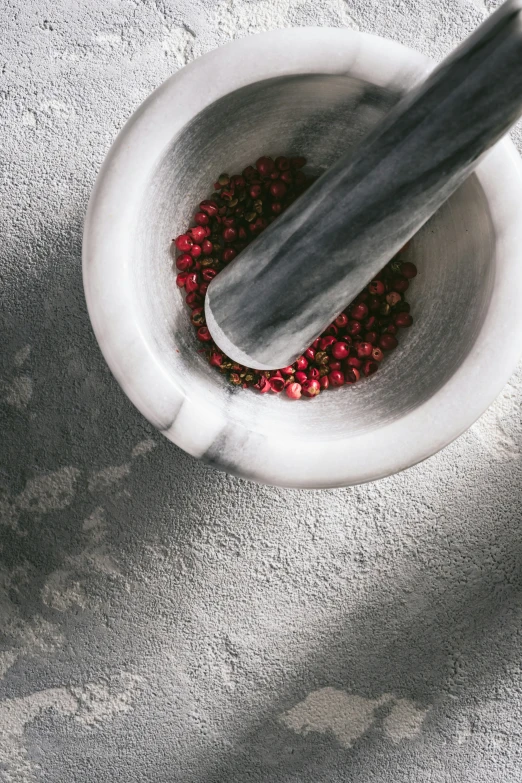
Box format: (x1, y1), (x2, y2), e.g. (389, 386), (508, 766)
(2, 0), (522, 781)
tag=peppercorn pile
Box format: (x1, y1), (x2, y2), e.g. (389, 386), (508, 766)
(173, 155), (418, 400)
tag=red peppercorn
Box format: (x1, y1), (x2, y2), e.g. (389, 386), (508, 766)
(191, 307), (205, 326)
(185, 292), (202, 309)
(296, 356), (308, 371)
(302, 379), (321, 398)
(270, 181), (287, 199)
(199, 200), (219, 217)
(280, 365), (294, 376)
(190, 244), (202, 259)
(368, 296), (381, 313)
(369, 279), (385, 295)
(199, 282), (209, 296)
(175, 233), (193, 252)
(320, 376), (329, 390)
(372, 347), (384, 362)
(194, 211), (209, 226)
(335, 313), (348, 328)
(363, 360), (379, 377)
(223, 227), (237, 243)
(308, 367), (320, 380)
(386, 324), (398, 335)
(230, 175), (245, 188)
(329, 370), (345, 387)
(189, 226), (206, 243)
(344, 367), (360, 384)
(332, 341), (350, 360)
(346, 320), (362, 337)
(290, 156), (306, 169)
(176, 272), (188, 287)
(176, 253), (193, 271)
(280, 170), (293, 184)
(202, 240), (213, 255)
(185, 273), (199, 293)
(351, 303), (368, 321)
(275, 156), (290, 171)
(364, 331), (378, 345)
(249, 184), (262, 199)
(395, 312), (413, 328)
(202, 268), (217, 282)
(271, 202), (283, 215)
(379, 334), (398, 351)
(345, 356), (362, 369)
(401, 261), (418, 279)
(305, 347), (316, 361)
(391, 276), (409, 292)
(356, 342), (373, 358)
(295, 371), (307, 384)
(312, 337), (321, 349)
(269, 376), (285, 393)
(319, 336), (337, 352)
(197, 326), (212, 342)
(386, 291), (401, 306)
(221, 248), (236, 263)
(329, 361), (342, 371)
(209, 352), (223, 367)
(325, 323), (339, 336)
(256, 156), (275, 176)
(286, 382), (302, 399)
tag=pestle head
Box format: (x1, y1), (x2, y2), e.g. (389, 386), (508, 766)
(205, 0), (522, 370)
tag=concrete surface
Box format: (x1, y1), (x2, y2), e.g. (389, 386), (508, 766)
(2, 0), (522, 781)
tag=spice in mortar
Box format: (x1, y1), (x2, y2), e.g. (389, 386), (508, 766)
(173, 155), (418, 399)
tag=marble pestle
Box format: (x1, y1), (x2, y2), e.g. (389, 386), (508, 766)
(205, 0), (522, 370)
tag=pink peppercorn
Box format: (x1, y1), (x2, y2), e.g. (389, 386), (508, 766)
(302, 379), (321, 398)
(372, 347), (384, 362)
(223, 227), (238, 243)
(256, 156), (275, 176)
(379, 334), (398, 351)
(369, 279), (385, 295)
(202, 239), (213, 255)
(329, 370), (345, 387)
(280, 365), (294, 376)
(335, 313), (348, 328)
(332, 341), (350, 360)
(351, 303), (368, 320)
(189, 225), (206, 243)
(175, 233), (193, 252)
(356, 342), (373, 358)
(176, 254), (193, 271)
(305, 347), (316, 361)
(185, 273), (199, 293)
(269, 376), (285, 393)
(210, 352), (223, 367)
(295, 371), (308, 384)
(395, 312), (413, 328)
(197, 327), (212, 342)
(194, 211), (209, 226)
(286, 382), (302, 399)
(401, 261), (418, 279)
(320, 336), (337, 352)
(345, 367), (360, 384)
(320, 376), (329, 390)
(346, 320), (362, 336)
(308, 367), (320, 381)
(296, 356), (308, 371)
(223, 248), (237, 263)
(176, 272), (188, 287)
(362, 360), (379, 376)
(270, 181), (287, 199)
(190, 244), (202, 259)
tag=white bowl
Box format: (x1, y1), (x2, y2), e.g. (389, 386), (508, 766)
(82, 28), (522, 488)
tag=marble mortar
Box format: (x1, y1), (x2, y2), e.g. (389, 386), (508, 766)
(82, 28), (522, 488)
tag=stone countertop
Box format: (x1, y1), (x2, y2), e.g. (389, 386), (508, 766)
(2, 1), (522, 781)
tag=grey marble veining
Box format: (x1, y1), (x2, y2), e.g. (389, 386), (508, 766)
(206, 0), (522, 370)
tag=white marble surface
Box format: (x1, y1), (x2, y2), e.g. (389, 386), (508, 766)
(84, 28), (522, 487)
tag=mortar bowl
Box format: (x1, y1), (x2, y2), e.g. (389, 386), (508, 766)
(83, 28), (522, 488)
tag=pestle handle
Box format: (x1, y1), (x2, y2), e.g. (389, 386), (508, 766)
(205, 0), (522, 370)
